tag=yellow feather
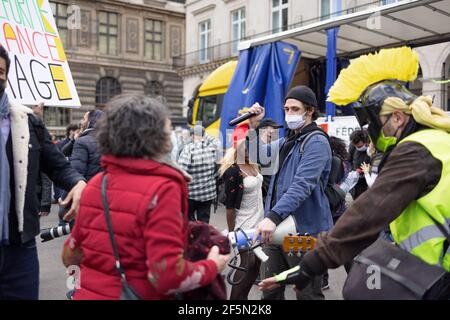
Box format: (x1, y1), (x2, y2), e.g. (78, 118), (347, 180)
(327, 47), (419, 105)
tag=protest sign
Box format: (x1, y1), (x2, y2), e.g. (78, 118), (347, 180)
(0, 0), (80, 107)
(317, 116), (361, 145)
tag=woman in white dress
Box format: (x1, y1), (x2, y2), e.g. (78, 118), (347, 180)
(219, 140), (264, 300)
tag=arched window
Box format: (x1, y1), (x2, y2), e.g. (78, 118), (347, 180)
(96, 77), (121, 105)
(146, 80), (164, 97)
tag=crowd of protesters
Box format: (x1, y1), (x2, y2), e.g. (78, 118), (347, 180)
(1, 41), (449, 301)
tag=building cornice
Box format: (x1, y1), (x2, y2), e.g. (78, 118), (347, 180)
(191, 4), (216, 15)
(67, 56), (180, 74)
(185, 0), (203, 7)
(176, 57), (235, 77)
(64, 0), (187, 18)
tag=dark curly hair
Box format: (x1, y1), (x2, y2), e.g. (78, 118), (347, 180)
(65, 123), (79, 138)
(329, 136), (349, 161)
(96, 94), (170, 158)
(350, 129), (369, 145)
(305, 104), (319, 121)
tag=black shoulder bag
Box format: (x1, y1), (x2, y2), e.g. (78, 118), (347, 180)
(343, 212), (450, 300)
(101, 173), (141, 300)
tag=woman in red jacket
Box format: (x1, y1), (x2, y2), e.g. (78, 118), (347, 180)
(62, 94), (229, 300)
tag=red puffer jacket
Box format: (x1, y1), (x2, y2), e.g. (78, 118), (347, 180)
(63, 155), (218, 300)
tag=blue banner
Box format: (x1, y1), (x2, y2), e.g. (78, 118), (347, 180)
(325, 0), (341, 118)
(325, 27), (339, 118)
(220, 41), (301, 146)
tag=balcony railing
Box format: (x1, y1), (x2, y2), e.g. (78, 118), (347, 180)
(173, 39), (240, 68)
(174, 0), (390, 69)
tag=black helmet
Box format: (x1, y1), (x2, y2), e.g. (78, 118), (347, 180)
(351, 80), (417, 144)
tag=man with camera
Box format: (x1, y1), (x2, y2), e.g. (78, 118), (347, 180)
(0, 45), (86, 300)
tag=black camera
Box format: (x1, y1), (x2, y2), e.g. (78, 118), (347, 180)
(40, 220), (74, 243)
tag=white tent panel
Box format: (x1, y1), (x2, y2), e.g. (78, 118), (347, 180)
(239, 0), (450, 59)
(431, 0), (450, 12)
(283, 38), (322, 59)
(337, 25), (400, 47)
(335, 37), (371, 53)
(352, 17), (433, 41)
(388, 7), (450, 34)
(287, 39), (328, 57)
(295, 32), (328, 46)
(293, 31), (370, 54)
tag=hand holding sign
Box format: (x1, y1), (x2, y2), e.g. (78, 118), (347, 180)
(0, 0), (80, 107)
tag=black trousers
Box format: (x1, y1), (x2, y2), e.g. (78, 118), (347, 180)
(188, 199), (212, 223)
(229, 250), (261, 300)
(261, 244), (324, 300)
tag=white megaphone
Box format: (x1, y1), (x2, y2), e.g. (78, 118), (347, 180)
(227, 215), (298, 262)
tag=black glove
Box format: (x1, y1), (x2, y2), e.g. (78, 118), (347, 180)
(283, 261), (314, 290)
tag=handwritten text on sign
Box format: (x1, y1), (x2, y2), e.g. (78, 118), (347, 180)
(1, 0), (80, 107)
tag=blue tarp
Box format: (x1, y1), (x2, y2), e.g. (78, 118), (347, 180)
(220, 42), (301, 146)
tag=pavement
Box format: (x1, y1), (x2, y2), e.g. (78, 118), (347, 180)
(38, 204), (345, 300)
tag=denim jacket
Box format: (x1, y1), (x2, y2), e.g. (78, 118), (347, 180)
(264, 131), (333, 236)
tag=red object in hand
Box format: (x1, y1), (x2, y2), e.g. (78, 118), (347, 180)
(183, 221), (230, 300)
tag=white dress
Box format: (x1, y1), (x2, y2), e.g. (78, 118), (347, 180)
(234, 173), (264, 231)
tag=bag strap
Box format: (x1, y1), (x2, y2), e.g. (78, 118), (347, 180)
(299, 130), (329, 190)
(101, 173), (129, 284)
(424, 211), (450, 243)
(299, 130), (328, 156)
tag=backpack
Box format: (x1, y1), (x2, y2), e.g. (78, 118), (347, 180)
(299, 131), (346, 213)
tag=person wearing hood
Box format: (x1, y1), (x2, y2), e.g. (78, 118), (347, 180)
(62, 94), (229, 299)
(70, 110), (104, 181)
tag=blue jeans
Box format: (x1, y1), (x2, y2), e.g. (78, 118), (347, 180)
(0, 239), (39, 300)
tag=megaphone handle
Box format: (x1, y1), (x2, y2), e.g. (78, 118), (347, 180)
(253, 246), (269, 262)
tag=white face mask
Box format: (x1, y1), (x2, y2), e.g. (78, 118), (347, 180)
(356, 145), (368, 152)
(285, 113), (306, 130)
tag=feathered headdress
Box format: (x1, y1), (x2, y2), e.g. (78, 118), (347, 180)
(327, 47), (419, 106)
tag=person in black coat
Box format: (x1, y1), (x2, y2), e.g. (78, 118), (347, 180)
(348, 129), (371, 199)
(70, 110), (104, 181)
(58, 110), (104, 224)
(0, 45), (86, 300)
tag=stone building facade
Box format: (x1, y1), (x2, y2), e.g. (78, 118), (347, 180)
(45, 0), (186, 136)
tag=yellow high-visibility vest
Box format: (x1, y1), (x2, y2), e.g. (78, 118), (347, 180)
(390, 129), (450, 272)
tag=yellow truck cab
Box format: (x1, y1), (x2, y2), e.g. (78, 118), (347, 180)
(187, 60), (237, 138)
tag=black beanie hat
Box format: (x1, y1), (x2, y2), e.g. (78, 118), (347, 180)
(285, 86), (318, 108)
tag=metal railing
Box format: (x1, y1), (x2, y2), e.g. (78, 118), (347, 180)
(173, 40), (240, 68)
(174, 0), (390, 68)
